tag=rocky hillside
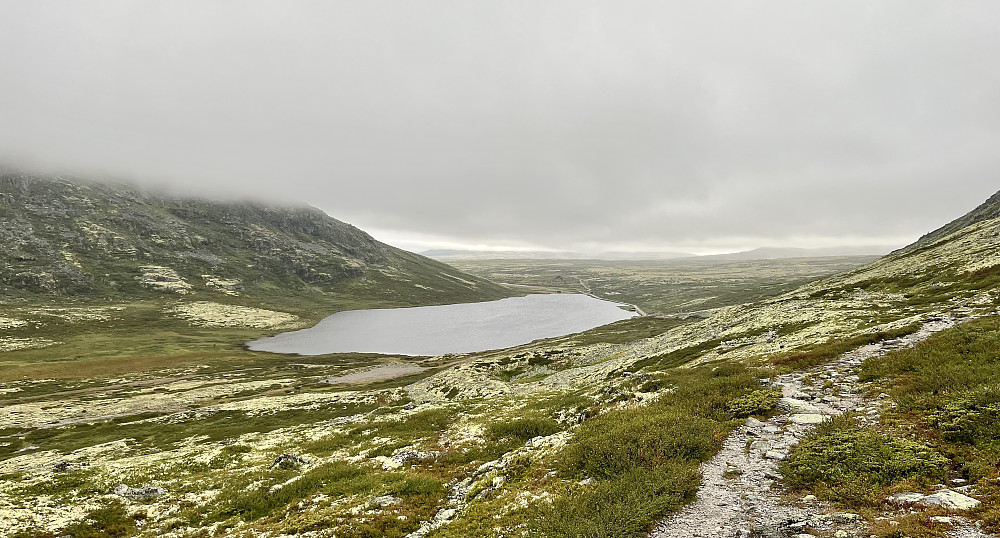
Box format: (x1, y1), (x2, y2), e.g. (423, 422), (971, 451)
(0, 172), (512, 305)
(896, 188), (1000, 255)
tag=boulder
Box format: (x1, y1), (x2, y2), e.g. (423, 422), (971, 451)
(920, 489), (981, 511)
(380, 449), (439, 471)
(887, 492), (925, 505)
(114, 483), (165, 501)
(368, 495), (402, 507)
(777, 397), (823, 414)
(745, 417), (765, 429)
(765, 450), (788, 460)
(270, 453), (309, 470)
(52, 460), (88, 473)
(790, 413), (827, 425)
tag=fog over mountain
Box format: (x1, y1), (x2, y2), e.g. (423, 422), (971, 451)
(2, 1), (999, 254)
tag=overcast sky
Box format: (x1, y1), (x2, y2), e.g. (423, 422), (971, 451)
(2, 1), (999, 254)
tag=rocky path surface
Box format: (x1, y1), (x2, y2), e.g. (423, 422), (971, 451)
(651, 316), (994, 538)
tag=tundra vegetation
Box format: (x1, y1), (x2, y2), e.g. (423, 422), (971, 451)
(2, 177), (1000, 537)
(781, 315), (1000, 536)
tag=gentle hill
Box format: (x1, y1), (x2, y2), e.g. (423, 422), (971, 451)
(699, 245), (894, 261)
(0, 172), (513, 308)
(422, 249), (696, 261)
(423, 246), (894, 262)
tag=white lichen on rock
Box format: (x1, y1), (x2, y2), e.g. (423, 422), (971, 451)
(0, 336), (58, 352)
(0, 317), (27, 330)
(25, 306), (125, 323)
(201, 275), (244, 296)
(168, 301), (299, 329)
(138, 265), (193, 294)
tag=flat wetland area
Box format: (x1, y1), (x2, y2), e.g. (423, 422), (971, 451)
(448, 256), (879, 315)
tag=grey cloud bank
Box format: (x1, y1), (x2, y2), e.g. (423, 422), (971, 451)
(1, 1), (999, 254)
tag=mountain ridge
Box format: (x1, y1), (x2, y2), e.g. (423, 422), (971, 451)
(895, 189), (1000, 255)
(0, 172), (513, 307)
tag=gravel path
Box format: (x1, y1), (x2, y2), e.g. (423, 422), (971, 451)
(650, 316), (994, 538)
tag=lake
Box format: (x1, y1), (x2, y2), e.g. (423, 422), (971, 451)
(246, 293), (637, 356)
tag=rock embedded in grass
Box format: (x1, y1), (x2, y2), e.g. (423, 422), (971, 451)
(887, 491), (926, 505)
(114, 483), (165, 501)
(919, 489), (981, 511)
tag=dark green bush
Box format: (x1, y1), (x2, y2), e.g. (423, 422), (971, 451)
(725, 388), (781, 418)
(932, 385), (1000, 444)
(528, 361), (762, 536)
(486, 417), (560, 443)
(530, 465), (699, 538)
(782, 416), (948, 507)
(562, 408), (721, 479)
(60, 499), (138, 538)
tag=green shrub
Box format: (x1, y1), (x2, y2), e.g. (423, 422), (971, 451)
(361, 408), (455, 440)
(725, 388), (781, 418)
(60, 499), (139, 538)
(932, 386), (1000, 444)
(861, 318), (1000, 410)
(662, 365), (760, 422)
(530, 465), (699, 538)
(782, 417), (948, 507)
(208, 444), (254, 468)
(486, 417), (560, 443)
(632, 338), (723, 371)
(562, 407), (722, 480)
(476, 416), (562, 461)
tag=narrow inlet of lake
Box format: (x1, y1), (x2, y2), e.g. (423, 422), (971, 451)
(246, 294), (637, 356)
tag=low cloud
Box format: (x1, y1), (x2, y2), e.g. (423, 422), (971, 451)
(1, 1), (998, 253)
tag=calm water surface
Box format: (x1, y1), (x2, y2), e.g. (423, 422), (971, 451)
(247, 294), (636, 356)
